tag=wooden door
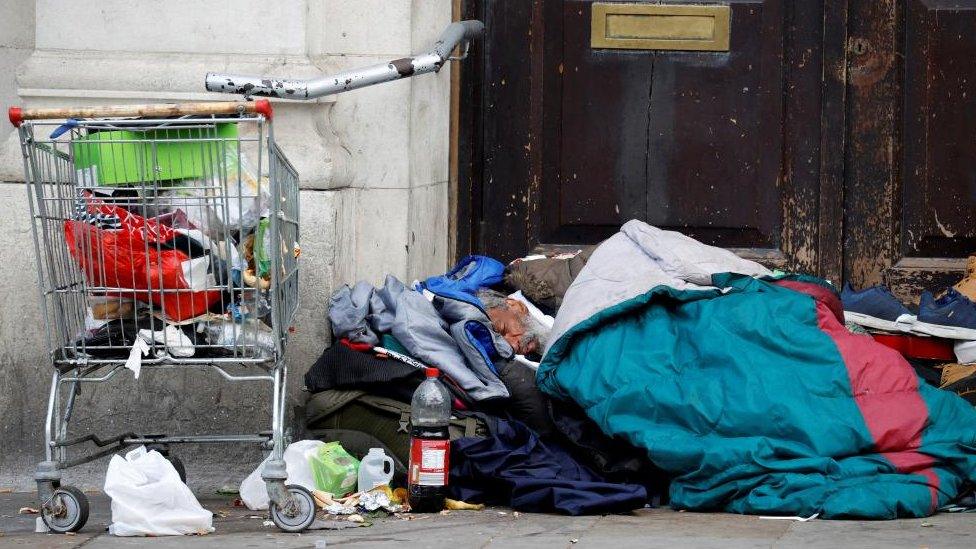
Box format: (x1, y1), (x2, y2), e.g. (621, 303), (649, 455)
(457, 1), (976, 297)
(845, 0), (976, 302)
(457, 0), (847, 282)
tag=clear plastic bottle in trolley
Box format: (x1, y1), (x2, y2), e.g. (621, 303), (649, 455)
(408, 367), (451, 512)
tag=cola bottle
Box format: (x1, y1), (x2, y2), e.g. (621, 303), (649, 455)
(408, 367), (451, 512)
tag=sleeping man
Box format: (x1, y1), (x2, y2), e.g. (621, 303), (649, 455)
(475, 288), (549, 356)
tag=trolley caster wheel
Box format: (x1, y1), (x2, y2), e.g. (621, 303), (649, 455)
(269, 485), (316, 533)
(41, 486), (89, 534)
(165, 455), (187, 483)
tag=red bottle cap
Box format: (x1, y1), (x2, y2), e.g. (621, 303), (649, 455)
(425, 367), (439, 378)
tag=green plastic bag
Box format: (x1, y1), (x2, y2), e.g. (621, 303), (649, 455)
(308, 442), (359, 496)
(254, 217), (272, 278)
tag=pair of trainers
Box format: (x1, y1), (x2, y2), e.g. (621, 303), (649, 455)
(842, 265), (976, 341)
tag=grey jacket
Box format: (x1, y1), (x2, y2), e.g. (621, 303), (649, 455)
(330, 275), (510, 402)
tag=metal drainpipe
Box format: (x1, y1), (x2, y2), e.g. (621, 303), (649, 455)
(204, 20), (484, 99)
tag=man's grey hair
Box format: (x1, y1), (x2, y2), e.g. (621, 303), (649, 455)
(476, 288), (550, 352)
(476, 288), (510, 310)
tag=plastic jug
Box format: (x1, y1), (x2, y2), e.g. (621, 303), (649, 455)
(357, 448), (395, 492)
(308, 442), (359, 496)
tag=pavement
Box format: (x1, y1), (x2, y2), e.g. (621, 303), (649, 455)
(1, 492), (975, 548)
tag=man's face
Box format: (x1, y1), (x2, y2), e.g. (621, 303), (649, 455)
(486, 298), (540, 355)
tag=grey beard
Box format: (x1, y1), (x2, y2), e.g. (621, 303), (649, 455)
(520, 311), (550, 353)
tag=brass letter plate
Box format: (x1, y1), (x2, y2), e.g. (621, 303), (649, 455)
(591, 3), (731, 51)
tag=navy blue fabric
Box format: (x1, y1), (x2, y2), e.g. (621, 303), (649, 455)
(449, 418), (648, 515)
(840, 283), (913, 320)
(421, 255), (505, 309)
(918, 288), (976, 328)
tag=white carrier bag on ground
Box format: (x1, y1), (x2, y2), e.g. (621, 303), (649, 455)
(240, 440), (325, 510)
(103, 446), (214, 536)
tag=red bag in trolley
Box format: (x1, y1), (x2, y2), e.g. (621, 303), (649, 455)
(65, 192), (226, 322)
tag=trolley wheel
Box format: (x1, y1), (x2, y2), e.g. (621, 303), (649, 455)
(41, 486), (89, 534)
(269, 485), (316, 533)
(165, 455), (187, 483)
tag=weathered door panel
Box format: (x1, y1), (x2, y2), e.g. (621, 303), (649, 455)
(847, 0), (976, 300)
(551, 0), (784, 254)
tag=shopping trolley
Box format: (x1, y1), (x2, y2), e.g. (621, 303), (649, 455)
(10, 99), (308, 531)
(8, 19), (483, 534)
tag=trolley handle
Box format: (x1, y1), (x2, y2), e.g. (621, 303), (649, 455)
(204, 19), (485, 100)
(8, 100), (273, 128)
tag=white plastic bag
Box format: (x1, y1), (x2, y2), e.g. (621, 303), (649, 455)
(205, 318), (277, 358)
(160, 151), (270, 239)
(103, 446), (214, 536)
(240, 440), (325, 510)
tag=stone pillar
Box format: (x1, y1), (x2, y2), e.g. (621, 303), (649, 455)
(0, 1), (35, 144)
(312, 0), (453, 286)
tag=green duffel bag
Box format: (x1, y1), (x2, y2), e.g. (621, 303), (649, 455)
(303, 389), (489, 480)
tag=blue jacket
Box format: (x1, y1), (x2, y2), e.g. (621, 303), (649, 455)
(420, 255), (505, 310)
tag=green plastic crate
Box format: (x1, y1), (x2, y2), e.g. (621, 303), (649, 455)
(71, 123), (238, 186)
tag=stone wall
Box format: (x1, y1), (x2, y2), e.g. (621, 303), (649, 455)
(0, 0), (453, 490)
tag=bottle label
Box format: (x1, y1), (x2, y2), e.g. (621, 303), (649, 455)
(409, 438), (449, 486)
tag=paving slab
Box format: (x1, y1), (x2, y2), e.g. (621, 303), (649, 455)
(0, 492), (973, 548)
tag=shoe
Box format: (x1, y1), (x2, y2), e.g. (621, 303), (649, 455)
(840, 283), (915, 332)
(953, 256), (976, 302)
(954, 339), (976, 364)
(912, 288), (976, 340)
(939, 362), (976, 405)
